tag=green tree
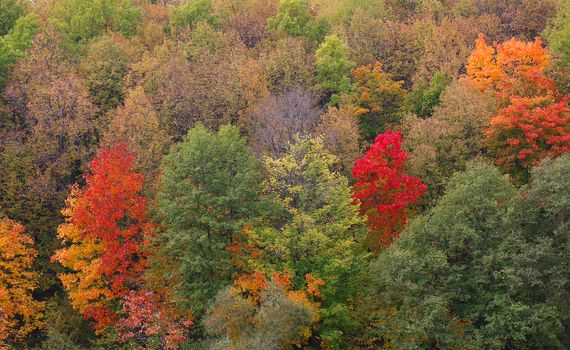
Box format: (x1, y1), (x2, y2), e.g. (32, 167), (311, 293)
(154, 124), (266, 318)
(0, 0), (24, 36)
(169, 0), (217, 29)
(0, 12), (39, 89)
(403, 72), (451, 118)
(544, 0), (570, 93)
(363, 161), (568, 348)
(315, 34), (356, 106)
(79, 33), (140, 113)
(267, 0), (326, 40)
(259, 137), (368, 348)
(50, 0), (141, 52)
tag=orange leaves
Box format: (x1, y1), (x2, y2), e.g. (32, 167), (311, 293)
(305, 274), (325, 297)
(466, 34), (570, 178)
(52, 144), (151, 331)
(234, 270), (269, 303)
(232, 270), (324, 304)
(466, 34), (554, 104)
(0, 219), (44, 347)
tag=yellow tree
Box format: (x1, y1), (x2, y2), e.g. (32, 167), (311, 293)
(0, 219), (44, 348)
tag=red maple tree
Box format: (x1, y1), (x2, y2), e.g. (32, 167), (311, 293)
(53, 143), (153, 330)
(352, 131), (426, 251)
(487, 97), (570, 179)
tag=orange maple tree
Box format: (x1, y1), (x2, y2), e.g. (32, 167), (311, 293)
(52, 144), (152, 331)
(0, 219), (44, 348)
(466, 34), (555, 105)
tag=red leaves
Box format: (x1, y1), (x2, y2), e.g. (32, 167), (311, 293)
(118, 290), (192, 349)
(352, 131), (426, 251)
(53, 144), (152, 330)
(487, 97), (570, 174)
(467, 34), (570, 179)
(76, 144), (150, 296)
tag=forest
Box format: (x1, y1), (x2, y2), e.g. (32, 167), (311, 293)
(0, 0), (569, 348)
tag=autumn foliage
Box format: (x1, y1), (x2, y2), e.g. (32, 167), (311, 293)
(52, 144), (151, 331)
(352, 131), (426, 251)
(2, 0), (570, 348)
(0, 219), (44, 348)
(353, 61), (406, 140)
(466, 34), (570, 179)
(466, 34), (554, 104)
(487, 97), (570, 177)
(117, 289), (192, 349)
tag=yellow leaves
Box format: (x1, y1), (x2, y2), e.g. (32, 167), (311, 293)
(0, 219), (44, 347)
(51, 186), (111, 316)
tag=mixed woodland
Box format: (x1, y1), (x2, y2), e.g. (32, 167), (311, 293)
(0, 0), (569, 348)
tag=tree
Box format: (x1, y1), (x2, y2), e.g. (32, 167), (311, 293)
(466, 34), (554, 104)
(101, 86), (170, 180)
(344, 11), (422, 87)
(257, 36), (315, 94)
(52, 144), (151, 331)
(266, 0), (326, 40)
(128, 39), (251, 138)
(545, 0), (570, 68)
(1, 27), (100, 294)
(154, 124), (265, 318)
(412, 15), (502, 84)
(169, 0), (217, 29)
(205, 276), (318, 349)
(79, 33), (141, 113)
(315, 34), (356, 105)
(0, 12), (39, 89)
(50, 0), (141, 52)
(0, 219), (44, 348)
(402, 79), (497, 204)
(260, 137), (367, 347)
(213, 0), (277, 47)
(248, 86), (321, 157)
(502, 0), (557, 40)
(352, 130), (426, 251)
(352, 61), (406, 140)
(544, 0), (570, 94)
(486, 97), (570, 182)
(315, 102), (361, 176)
(0, 0), (24, 36)
(363, 161), (568, 348)
(116, 290), (192, 349)
(403, 72), (451, 118)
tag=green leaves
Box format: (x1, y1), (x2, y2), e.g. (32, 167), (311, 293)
(267, 0), (327, 40)
(169, 0), (217, 29)
(261, 137), (367, 348)
(0, 12), (39, 89)
(155, 124), (264, 318)
(50, 0), (141, 53)
(364, 161), (569, 348)
(316, 34), (356, 105)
